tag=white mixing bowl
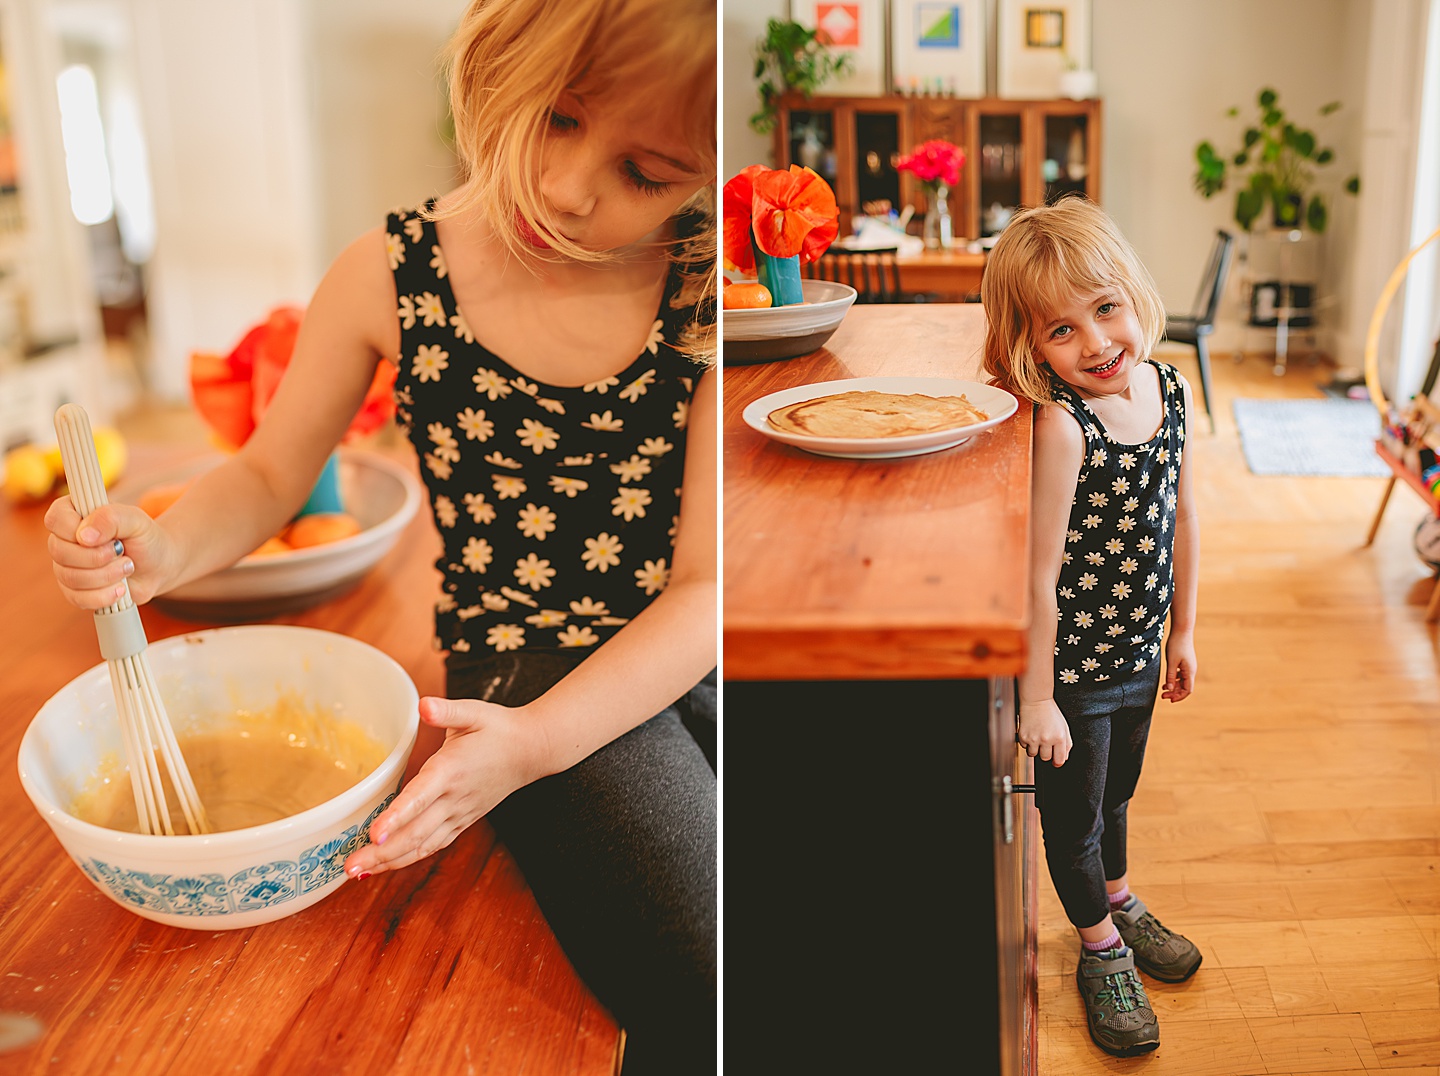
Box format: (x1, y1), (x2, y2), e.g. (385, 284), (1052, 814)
(18, 626), (419, 929)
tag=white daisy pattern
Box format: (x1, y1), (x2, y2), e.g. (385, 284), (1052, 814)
(412, 344), (449, 383)
(1048, 362), (1185, 684)
(517, 503), (557, 540)
(386, 203), (700, 654)
(582, 532), (624, 572)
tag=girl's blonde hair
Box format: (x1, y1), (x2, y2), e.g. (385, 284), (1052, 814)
(431, 0), (718, 364)
(981, 196), (1165, 404)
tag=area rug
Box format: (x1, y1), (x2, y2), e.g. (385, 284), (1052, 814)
(1231, 397), (1390, 477)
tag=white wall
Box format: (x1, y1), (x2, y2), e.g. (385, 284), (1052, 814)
(720, 0), (1379, 361)
(723, 0), (787, 189)
(127, 0), (321, 400)
(1093, 0), (1368, 360)
(306, 0), (463, 265)
(12, 0), (462, 406)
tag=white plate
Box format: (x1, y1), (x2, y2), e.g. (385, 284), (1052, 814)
(741, 377), (1020, 459)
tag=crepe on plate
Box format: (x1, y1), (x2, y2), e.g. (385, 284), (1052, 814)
(767, 390), (989, 439)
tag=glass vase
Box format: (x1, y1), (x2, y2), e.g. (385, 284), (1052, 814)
(923, 184), (952, 251)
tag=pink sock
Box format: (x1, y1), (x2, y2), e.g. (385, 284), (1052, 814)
(1082, 930), (1123, 953)
(1107, 884), (1131, 908)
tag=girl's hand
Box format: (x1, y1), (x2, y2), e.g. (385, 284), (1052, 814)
(1017, 699), (1073, 767)
(1162, 632), (1198, 703)
(343, 696), (548, 878)
(44, 496), (177, 608)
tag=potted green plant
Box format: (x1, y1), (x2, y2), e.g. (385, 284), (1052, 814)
(1193, 87), (1360, 233)
(748, 18), (854, 135)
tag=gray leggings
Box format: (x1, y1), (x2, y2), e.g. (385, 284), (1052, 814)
(1035, 668), (1160, 930)
(446, 649), (717, 1076)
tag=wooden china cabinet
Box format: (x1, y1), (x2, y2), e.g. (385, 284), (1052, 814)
(772, 93), (1103, 239)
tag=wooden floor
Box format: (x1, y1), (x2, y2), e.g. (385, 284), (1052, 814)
(1038, 345), (1440, 1075)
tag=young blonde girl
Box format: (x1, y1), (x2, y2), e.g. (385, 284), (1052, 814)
(45, 1), (717, 1071)
(982, 196), (1200, 1058)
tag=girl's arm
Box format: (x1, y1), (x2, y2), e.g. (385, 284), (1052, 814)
(1018, 402), (1084, 767)
(46, 228), (399, 608)
(1163, 375), (1200, 702)
(344, 367), (717, 877)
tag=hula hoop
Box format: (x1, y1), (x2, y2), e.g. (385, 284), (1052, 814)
(1364, 225), (1440, 414)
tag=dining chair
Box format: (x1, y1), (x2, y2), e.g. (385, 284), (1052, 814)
(1165, 230), (1234, 432)
(808, 245), (915, 304)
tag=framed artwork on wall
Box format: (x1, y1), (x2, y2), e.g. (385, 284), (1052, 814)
(791, 0), (887, 96)
(890, 1), (985, 96)
(997, 0), (1091, 98)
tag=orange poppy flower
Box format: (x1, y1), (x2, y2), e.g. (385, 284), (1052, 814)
(723, 164), (839, 272)
(190, 306), (396, 451)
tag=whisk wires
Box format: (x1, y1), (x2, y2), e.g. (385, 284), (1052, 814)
(54, 404), (211, 836)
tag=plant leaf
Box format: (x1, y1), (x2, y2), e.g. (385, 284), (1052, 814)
(1259, 87), (1277, 109)
(1306, 196), (1327, 233)
(1345, 175), (1360, 195)
(1236, 188), (1262, 231)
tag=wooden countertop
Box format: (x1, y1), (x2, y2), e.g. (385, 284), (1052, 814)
(0, 442), (620, 1073)
(723, 303), (1032, 681)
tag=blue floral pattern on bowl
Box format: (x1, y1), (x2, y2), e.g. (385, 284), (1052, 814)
(78, 793), (396, 917)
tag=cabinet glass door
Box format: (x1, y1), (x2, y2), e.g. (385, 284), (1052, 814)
(853, 110), (900, 217)
(1042, 114), (1090, 204)
(787, 110), (839, 191)
(978, 113), (1022, 236)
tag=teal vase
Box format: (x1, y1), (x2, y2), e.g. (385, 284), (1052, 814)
(296, 451), (344, 517)
(752, 236), (804, 307)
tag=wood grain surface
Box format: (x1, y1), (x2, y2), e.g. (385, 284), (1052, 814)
(723, 304), (1032, 680)
(0, 444), (620, 1075)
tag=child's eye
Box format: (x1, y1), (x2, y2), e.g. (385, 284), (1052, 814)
(1097, 302), (1115, 315)
(1050, 325), (1072, 339)
(548, 110), (579, 132)
(624, 162), (673, 197)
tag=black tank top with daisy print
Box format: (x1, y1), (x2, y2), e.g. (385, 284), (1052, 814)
(386, 203), (699, 657)
(1048, 361), (1186, 686)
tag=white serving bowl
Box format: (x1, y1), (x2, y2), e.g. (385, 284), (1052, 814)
(722, 279), (858, 365)
(117, 447), (424, 620)
(17, 625), (419, 929)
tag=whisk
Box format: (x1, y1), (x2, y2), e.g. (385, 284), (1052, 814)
(54, 404), (211, 836)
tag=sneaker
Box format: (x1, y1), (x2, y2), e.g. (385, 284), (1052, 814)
(1075, 946), (1160, 1057)
(1111, 896), (1203, 983)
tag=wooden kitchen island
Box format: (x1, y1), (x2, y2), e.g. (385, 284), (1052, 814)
(0, 444), (621, 1074)
(723, 304), (1037, 1075)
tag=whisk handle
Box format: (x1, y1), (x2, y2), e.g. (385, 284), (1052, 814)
(53, 404), (149, 660)
(53, 403), (110, 518)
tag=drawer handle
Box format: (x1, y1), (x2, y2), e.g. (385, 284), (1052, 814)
(994, 776), (1036, 844)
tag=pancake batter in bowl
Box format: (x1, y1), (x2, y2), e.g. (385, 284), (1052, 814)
(72, 694), (389, 834)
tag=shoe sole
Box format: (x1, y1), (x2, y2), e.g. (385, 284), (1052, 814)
(1138, 951), (1202, 984)
(1086, 1025), (1160, 1057)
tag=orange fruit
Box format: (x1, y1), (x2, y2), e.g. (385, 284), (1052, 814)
(246, 536), (292, 558)
(137, 480), (192, 518)
(723, 282), (773, 310)
(283, 512), (363, 549)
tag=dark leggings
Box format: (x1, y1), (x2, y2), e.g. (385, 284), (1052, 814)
(1035, 668), (1160, 930)
(446, 649), (717, 1076)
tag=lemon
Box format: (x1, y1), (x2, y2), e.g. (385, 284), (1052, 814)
(92, 427), (128, 488)
(3, 444), (57, 503)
